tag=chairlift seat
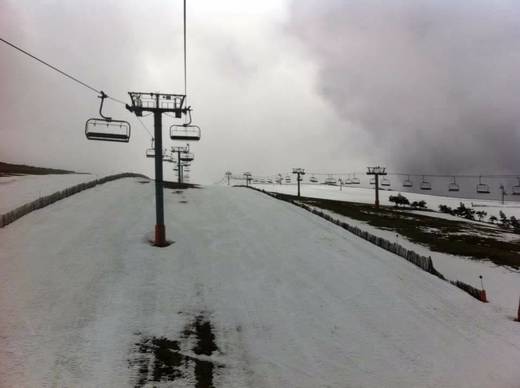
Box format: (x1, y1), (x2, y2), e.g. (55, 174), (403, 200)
(324, 177), (336, 185)
(448, 183), (460, 192)
(180, 152), (194, 161)
(476, 184), (490, 194)
(381, 178), (391, 187)
(513, 186), (520, 195)
(420, 182), (432, 190)
(146, 149), (155, 158)
(351, 177), (360, 184)
(403, 180), (413, 188)
(170, 125), (201, 141)
(85, 118), (131, 142)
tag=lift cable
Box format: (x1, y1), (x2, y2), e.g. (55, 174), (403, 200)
(136, 116), (154, 139)
(0, 36), (154, 135)
(183, 0), (188, 101)
(304, 171), (520, 179)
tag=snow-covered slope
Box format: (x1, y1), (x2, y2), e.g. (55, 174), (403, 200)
(0, 173), (94, 214)
(1, 180), (519, 387)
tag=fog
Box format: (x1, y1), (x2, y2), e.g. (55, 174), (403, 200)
(287, 0), (520, 174)
(1, 0), (519, 183)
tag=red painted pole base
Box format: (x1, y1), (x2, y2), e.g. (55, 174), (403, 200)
(154, 224), (167, 247)
(479, 289), (488, 303)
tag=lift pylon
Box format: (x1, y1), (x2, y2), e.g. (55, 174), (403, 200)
(126, 92), (189, 247)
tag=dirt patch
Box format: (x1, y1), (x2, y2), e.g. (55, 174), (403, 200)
(130, 314), (222, 387)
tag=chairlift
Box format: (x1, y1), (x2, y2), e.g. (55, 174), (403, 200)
(170, 110), (201, 141)
(381, 177), (391, 187)
(163, 154), (174, 163)
(85, 91), (131, 142)
(324, 176), (336, 185)
(476, 176), (490, 194)
(420, 176), (432, 191)
(369, 177), (375, 185)
(146, 139), (155, 158)
(448, 176), (460, 192)
(512, 177), (520, 195)
(351, 174), (360, 184)
(344, 174), (352, 185)
(285, 175), (291, 183)
(180, 152), (194, 162)
(310, 176), (318, 183)
(403, 175), (413, 188)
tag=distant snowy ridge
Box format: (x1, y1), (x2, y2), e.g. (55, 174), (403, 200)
(0, 173), (149, 227)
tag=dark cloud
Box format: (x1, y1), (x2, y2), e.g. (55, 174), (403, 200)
(287, 0), (520, 174)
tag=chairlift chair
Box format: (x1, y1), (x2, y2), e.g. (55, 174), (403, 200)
(85, 92), (131, 142)
(324, 176), (336, 185)
(170, 111), (201, 141)
(344, 175), (352, 185)
(180, 152), (194, 162)
(369, 177), (376, 185)
(381, 177), (391, 187)
(420, 176), (432, 191)
(145, 139), (155, 158)
(512, 177), (520, 195)
(403, 175), (413, 188)
(448, 176), (460, 192)
(476, 176), (490, 194)
(285, 175), (291, 183)
(310, 176), (318, 183)
(351, 174), (361, 184)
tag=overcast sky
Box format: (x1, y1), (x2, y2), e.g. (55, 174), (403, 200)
(2, 0), (520, 183)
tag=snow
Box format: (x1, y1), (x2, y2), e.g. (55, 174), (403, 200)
(1, 180), (520, 387)
(0, 173), (94, 214)
(250, 182), (520, 220)
(302, 204), (520, 315)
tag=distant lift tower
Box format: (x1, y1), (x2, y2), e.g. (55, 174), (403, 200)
(366, 166), (387, 208)
(292, 168), (305, 197)
(172, 144), (191, 184)
(243, 172), (252, 187)
(126, 92), (189, 247)
(225, 171), (232, 186)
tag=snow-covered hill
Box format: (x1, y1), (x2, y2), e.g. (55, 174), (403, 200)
(1, 179), (519, 387)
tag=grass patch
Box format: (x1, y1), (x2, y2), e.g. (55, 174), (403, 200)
(272, 192), (520, 269)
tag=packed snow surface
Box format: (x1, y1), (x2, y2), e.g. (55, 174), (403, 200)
(0, 173), (93, 214)
(1, 179), (519, 387)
